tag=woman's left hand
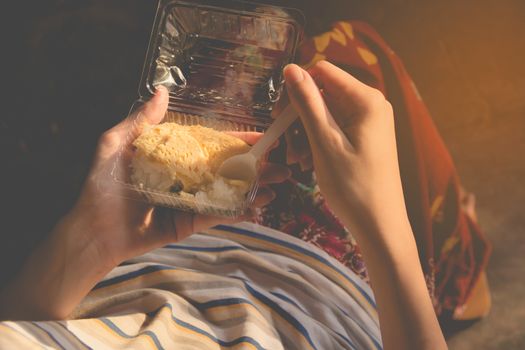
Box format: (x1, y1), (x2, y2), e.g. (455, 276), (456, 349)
(0, 87), (290, 320)
(74, 86), (289, 267)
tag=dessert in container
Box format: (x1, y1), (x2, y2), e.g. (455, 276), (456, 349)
(109, 0), (304, 217)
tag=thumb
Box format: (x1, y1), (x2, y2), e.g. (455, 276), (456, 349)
(283, 64), (341, 150)
(141, 85), (170, 124)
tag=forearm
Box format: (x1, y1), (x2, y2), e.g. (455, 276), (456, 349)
(346, 209), (447, 350)
(0, 211), (114, 321)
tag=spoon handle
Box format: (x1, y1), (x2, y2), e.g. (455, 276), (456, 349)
(250, 104), (297, 158)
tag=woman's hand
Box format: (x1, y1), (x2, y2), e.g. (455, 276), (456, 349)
(283, 61), (404, 239)
(0, 87), (289, 321)
(284, 61), (447, 350)
(74, 86), (289, 268)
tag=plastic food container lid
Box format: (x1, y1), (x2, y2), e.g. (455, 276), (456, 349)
(139, 0), (305, 128)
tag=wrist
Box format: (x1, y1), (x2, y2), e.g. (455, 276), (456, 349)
(342, 199), (412, 243)
(63, 205), (122, 270)
(1, 210), (116, 320)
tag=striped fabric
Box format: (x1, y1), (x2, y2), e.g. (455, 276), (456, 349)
(0, 223), (382, 349)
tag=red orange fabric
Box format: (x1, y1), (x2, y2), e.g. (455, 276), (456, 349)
(256, 21), (492, 318)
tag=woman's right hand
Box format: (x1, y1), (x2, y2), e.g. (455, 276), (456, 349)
(283, 61), (407, 241)
(284, 61), (447, 350)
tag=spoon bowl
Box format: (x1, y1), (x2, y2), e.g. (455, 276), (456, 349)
(217, 152), (258, 182)
(218, 104), (297, 182)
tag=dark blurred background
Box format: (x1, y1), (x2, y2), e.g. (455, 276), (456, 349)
(1, 1), (524, 348)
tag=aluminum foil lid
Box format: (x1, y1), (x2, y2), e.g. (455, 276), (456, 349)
(139, 0), (304, 125)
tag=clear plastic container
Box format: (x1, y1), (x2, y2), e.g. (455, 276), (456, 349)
(111, 0), (304, 217)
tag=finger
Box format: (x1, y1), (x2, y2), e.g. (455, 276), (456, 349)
(259, 163), (291, 184)
(309, 61), (389, 147)
(307, 60), (381, 114)
(173, 211), (237, 242)
(121, 86), (170, 142)
(193, 213), (238, 233)
(226, 131), (279, 150)
(252, 186), (276, 208)
(283, 64), (345, 151)
(226, 131), (262, 145)
(140, 86), (170, 124)
(145, 208), (231, 249)
(103, 86), (169, 141)
(92, 87), (170, 176)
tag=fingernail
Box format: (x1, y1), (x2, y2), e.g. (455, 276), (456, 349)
(284, 64), (304, 86)
(155, 85), (168, 95)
